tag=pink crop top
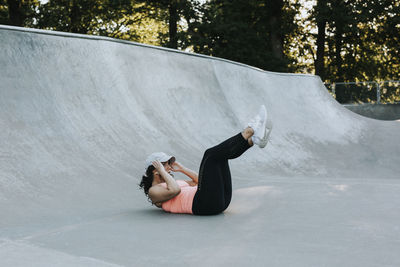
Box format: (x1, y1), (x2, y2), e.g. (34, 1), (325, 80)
(158, 180), (197, 214)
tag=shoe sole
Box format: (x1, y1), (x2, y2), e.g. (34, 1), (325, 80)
(259, 108), (272, 148)
(259, 125), (272, 148)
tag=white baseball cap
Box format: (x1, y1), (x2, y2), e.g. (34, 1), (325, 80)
(145, 152), (175, 170)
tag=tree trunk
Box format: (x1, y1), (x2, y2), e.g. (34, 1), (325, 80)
(69, 0), (86, 34)
(70, 0), (79, 33)
(168, 0), (178, 49)
(334, 26), (345, 103)
(7, 0), (23, 26)
(315, 0), (327, 80)
(335, 27), (343, 79)
(268, 0), (284, 59)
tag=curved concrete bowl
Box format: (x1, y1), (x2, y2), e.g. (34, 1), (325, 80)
(1, 25), (400, 267)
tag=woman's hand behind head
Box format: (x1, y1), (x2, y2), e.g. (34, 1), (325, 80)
(171, 161), (184, 172)
(152, 160), (164, 172)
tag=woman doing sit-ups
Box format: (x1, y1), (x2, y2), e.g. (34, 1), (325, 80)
(139, 105), (272, 215)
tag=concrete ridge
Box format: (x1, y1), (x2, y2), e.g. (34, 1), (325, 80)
(0, 24), (316, 78)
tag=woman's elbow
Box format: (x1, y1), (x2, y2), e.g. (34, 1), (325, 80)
(172, 187), (181, 197)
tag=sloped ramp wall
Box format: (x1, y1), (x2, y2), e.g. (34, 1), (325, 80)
(0, 25), (399, 226)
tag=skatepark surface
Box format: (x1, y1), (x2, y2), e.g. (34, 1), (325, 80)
(1, 25), (400, 267)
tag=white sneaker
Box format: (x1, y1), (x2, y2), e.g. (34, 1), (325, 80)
(250, 105), (272, 148)
(247, 106), (264, 131)
(247, 105), (267, 148)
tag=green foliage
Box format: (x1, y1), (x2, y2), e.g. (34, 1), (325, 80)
(381, 81), (400, 103)
(135, 0), (201, 49)
(189, 0), (300, 72)
(0, 0), (8, 25)
(0, 0), (40, 26)
(35, 1), (135, 36)
(308, 0), (399, 82)
(300, 0), (400, 102)
(27, 1), (170, 45)
(0, 0), (398, 103)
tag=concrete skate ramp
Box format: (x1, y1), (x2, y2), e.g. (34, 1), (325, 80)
(1, 25), (400, 266)
(344, 103), (400, 121)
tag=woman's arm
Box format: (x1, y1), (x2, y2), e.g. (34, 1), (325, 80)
(172, 162), (198, 184)
(158, 168), (181, 191)
(148, 161), (181, 204)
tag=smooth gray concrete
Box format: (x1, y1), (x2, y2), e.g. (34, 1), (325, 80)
(1, 25), (400, 267)
(344, 103), (400, 121)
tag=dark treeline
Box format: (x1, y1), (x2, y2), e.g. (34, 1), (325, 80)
(1, 0), (399, 101)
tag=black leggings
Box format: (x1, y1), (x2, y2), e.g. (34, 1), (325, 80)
(191, 132), (252, 215)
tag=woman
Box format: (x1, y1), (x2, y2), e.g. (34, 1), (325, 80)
(139, 105), (272, 215)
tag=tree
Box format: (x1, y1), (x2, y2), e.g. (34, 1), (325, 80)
(0, 0), (172, 46)
(0, 0), (8, 24)
(314, 0), (328, 80)
(35, 0), (136, 36)
(190, 0), (300, 72)
(0, 0), (39, 26)
(267, 0), (284, 59)
(305, 0), (399, 102)
(135, 0), (200, 49)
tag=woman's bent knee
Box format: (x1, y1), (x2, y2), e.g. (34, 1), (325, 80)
(204, 148), (212, 156)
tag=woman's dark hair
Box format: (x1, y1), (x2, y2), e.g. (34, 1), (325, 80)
(139, 165), (155, 203)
